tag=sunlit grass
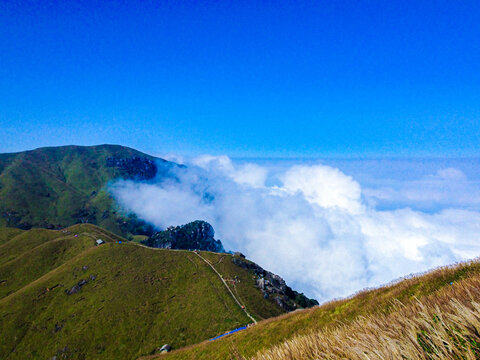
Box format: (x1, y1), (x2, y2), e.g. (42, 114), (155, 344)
(157, 260), (480, 360)
(247, 264), (480, 360)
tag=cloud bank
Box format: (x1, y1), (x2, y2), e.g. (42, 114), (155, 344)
(110, 156), (480, 302)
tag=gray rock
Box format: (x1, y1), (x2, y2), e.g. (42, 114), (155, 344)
(232, 256), (318, 311)
(257, 277), (265, 290)
(66, 278), (89, 295)
(66, 285), (81, 295)
(105, 156), (157, 180)
(53, 323), (63, 333)
(160, 344), (171, 353)
(143, 221), (225, 252)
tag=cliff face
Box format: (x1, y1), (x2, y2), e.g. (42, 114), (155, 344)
(105, 155), (158, 180)
(142, 220), (225, 252)
(232, 255), (319, 311)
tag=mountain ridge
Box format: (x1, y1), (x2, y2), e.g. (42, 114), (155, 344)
(0, 144), (174, 237)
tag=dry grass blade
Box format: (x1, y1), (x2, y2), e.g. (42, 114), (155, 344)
(248, 271), (480, 360)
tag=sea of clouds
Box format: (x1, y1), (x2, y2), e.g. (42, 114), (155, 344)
(110, 156), (480, 302)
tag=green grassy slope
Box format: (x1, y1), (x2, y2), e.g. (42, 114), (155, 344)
(0, 228), (24, 245)
(0, 228), (65, 265)
(200, 252), (284, 321)
(0, 225), (123, 299)
(151, 260), (480, 360)
(0, 145), (174, 237)
(0, 225), (287, 360)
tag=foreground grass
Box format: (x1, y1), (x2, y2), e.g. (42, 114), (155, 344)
(248, 271), (480, 360)
(152, 260), (480, 360)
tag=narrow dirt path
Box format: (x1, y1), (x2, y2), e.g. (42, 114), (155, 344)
(114, 241), (258, 324)
(193, 251), (257, 324)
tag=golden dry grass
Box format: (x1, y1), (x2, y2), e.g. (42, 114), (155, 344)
(247, 269), (480, 360)
(150, 260), (480, 360)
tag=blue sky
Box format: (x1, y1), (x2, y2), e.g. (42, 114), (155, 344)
(2, 1), (480, 299)
(1, 0), (479, 157)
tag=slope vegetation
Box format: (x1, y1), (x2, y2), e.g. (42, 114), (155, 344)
(147, 259), (480, 360)
(249, 274), (480, 360)
(0, 144), (174, 237)
(0, 225), (286, 360)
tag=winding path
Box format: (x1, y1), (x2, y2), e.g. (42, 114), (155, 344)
(131, 242), (257, 324)
(193, 251), (257, 324)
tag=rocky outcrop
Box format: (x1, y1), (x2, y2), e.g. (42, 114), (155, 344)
(232, 255), (318, 311)
(65, 275), (96, 295)
(106, 156), (157, 180)
(142, 221), (225, 252)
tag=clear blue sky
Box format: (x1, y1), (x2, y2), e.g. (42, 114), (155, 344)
(1, 0), (479, 158)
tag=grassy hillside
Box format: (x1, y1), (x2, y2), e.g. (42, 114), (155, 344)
(199, 252), (285, 321)
(0, 227), (24, 245)
(0, 225), (286, 360)
(248, 274), (480, 360)
(0, 145), (174, 237)
(0, 225), (122, 299)
(147, 259), (480, 360)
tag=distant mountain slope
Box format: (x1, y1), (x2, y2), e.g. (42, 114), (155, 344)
(0, 145), (174, 237)
(0, 225), (289, 360)
(149, 260), (480, 360)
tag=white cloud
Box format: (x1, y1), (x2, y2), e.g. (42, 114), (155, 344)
(158, 153), (186, 164)
(362, 167), (480, 211)
(110, 157), (480, 302)
(281, 165), (363, 213)
(193, 154), (268, 188)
